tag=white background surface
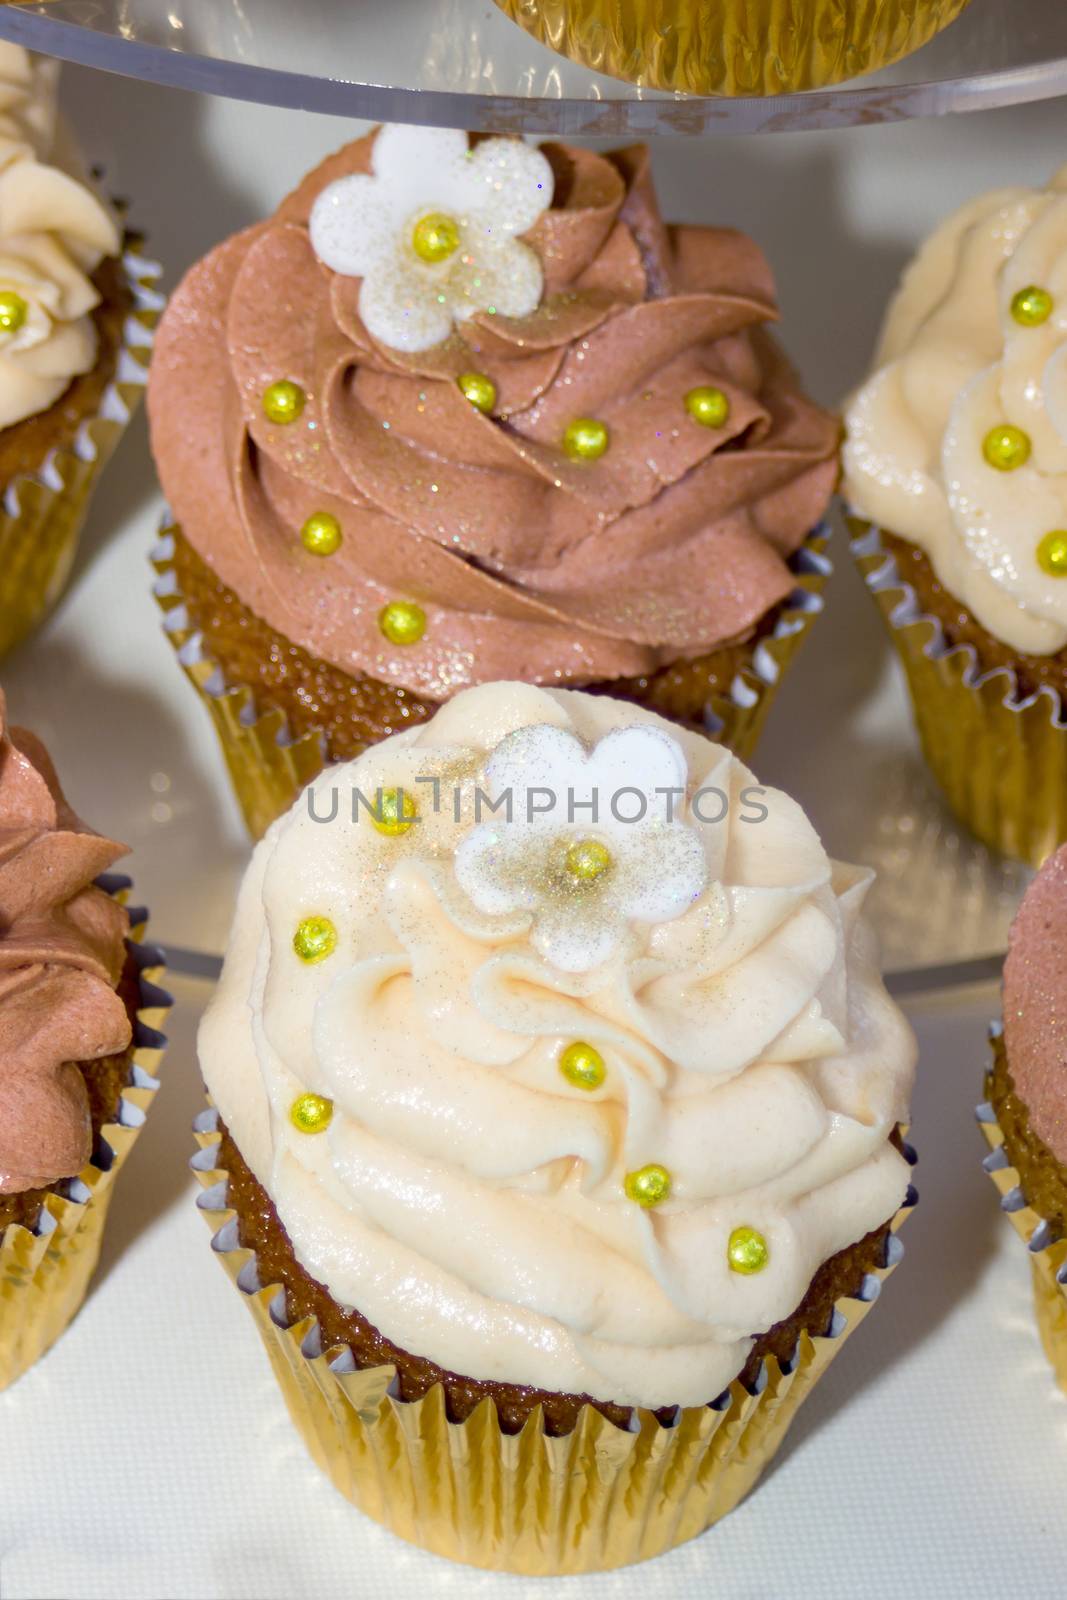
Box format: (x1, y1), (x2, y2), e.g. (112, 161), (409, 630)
(1, 67), (1066, 1600)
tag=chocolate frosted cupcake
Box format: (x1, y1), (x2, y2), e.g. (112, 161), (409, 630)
(845, 167), (1067, 866)
(0, 44), (160, 658)
(149, 125), (837, 838)
(193, 681), (915, 1573)
(981, 844), (1067, 1391)
(0, 688), (168, 1389)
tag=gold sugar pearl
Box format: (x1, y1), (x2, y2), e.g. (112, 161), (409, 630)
(625, 1163), (671, 1208)
(0, 290), (28, 335)
(559, 1041), (606, 1091)
(290, 1092), (334, 1135)
(301, 512), (342, 556)
(982, 424), (1031, 473)
(293, 915), (337, 964)
(1011, 285), (1054, 327)
(412, 211), (460, 264)
(563, 417), (609, 461)
(684, 385), (730, 429)
(728, 1225), (770, 1275)
(457, 371), (497, 414)
(378, 600), (427, 646)
(262, 379), (306, 425)
(372, 787), (418, 836)
(565, 838), (612, 882)
(1037, 530), (1067, 577)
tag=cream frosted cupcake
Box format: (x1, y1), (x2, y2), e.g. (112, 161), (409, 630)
(845, 167), (1067, 866)
(0, 43), (160, 659)
(0, 687), (168, 1389)
(193, 681), (916, 1573)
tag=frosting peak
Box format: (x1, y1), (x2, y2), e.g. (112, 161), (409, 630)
(149, 128), (837, 697)
(202, 683), (915, 1409)
(0, 690), (131, 1196)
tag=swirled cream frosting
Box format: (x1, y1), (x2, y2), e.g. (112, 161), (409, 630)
(0, 43), (121, 432)
(203, 683), (915, 1408)
(0, 689), (131, 1197)
(843, 166), (1067, 656)
(148, 126), (838, 697)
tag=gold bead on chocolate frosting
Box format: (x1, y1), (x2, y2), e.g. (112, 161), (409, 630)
(371, 787), (418, 836)
(625, 1163), (671, 1208)
(565, 838), (611, 882)
(0, 290), (28, 335)
(563, 418), (609, 461)
(728, 1225), (769, 1274)
(262, 379), (306, 425)
(684, 385), (730, 429)
(559, 1041), (606, 1091)
(1011, 285), (1054, 327)
(457, 371), (497, 414)
(300, 512), (342, 556)
(982, 424), (1031, 473)
(378, 600), (427, 646)
(289, 1092), (334, 1134)
(293, 915), (338, 963)
(412, 212), (460, 264)
(1037, 531), (1067, 577)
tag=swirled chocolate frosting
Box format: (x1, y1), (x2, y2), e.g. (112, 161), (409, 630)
(0, 691), (131, 1196)
(148, 131), (838, 698)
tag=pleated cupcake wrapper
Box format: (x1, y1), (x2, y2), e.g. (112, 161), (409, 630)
(851, 518), (1067, 868)
(192, 1110), (914, 1575)
(0, 885), (170, 1392)
(0, 233), (163, 660)
(978, 1038), (1067, 1393)
(491, 0), (970, 96)
(151, 522), (831, 842)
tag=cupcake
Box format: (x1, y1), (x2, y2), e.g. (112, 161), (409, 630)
(192, 681), (916, 1573)
(0, 43), (161, 659)
(0, 688), (168, 1390)
(844, 168), (1067, 867)
(149, 125), (838, 840)
(491, 0), (972, 97)
(980, 844), (1067, 1392)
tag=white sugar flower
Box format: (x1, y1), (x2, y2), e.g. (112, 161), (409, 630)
(308, 124), (553, 355)
(454, 723), (708, 974)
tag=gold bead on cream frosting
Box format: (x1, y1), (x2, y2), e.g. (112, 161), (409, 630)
(982, 424), (1031, 473)
(262, 379), (306, 425)
(728, 1225), (769, 1274)
(412, 212), (460, 264)
(293, 916), (337, 963)
(564, 838), (611, 882)
(624, 1164), (671, 1208)
(0, 291), (28, 335)
(1011, 285), (1054, 328)
(563, 418), (609, 461)
(289, 1092), (334, 1134)
(457, 371), (497, 414)
(300, 512), (342, 556)
(559, 1041), (606, 1091)
(684, 385), (730, 429)
(1037, 531), (1067, 577)
(378, 600), (427, 646)
(372, 787), (418, 836)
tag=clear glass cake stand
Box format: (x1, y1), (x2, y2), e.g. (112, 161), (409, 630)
(0, 0), (1064, 134)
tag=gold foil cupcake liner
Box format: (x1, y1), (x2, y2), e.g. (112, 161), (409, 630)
(192, 1109), (914, 1574)
(0, 886), (170, 1392)
(852, 519), (1067, 868)
(152, 523), (831, 842)
(979, 1046), (1067, 1395)
(0, 235), (163, 661)
(492, 0), (971, 97)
